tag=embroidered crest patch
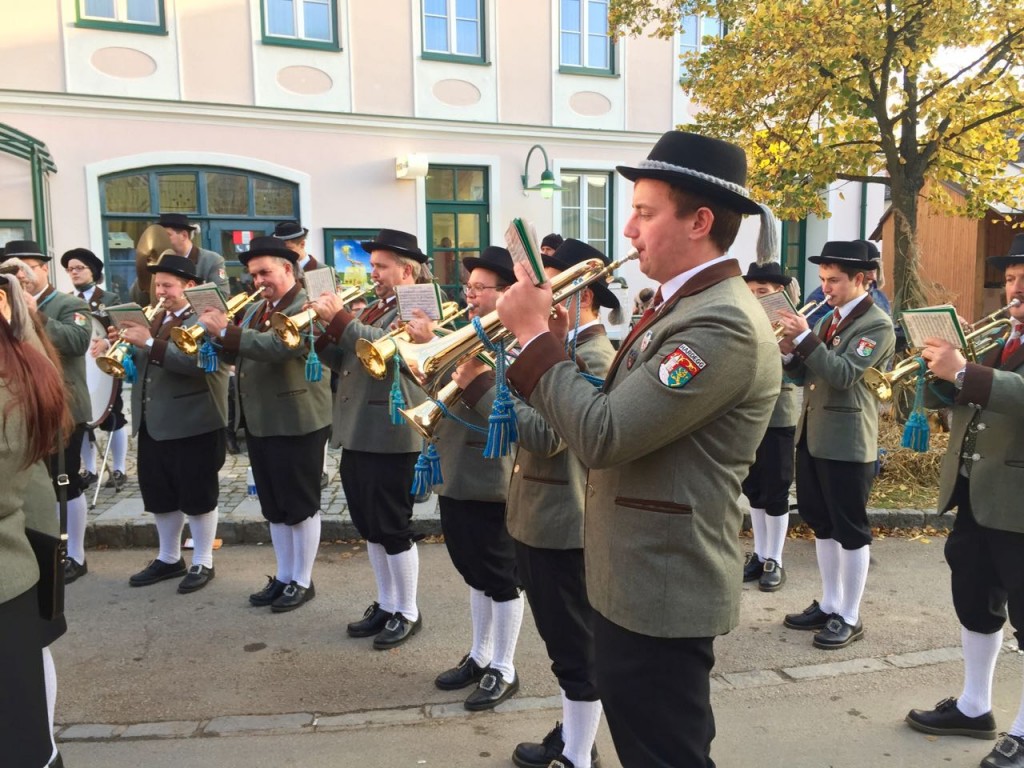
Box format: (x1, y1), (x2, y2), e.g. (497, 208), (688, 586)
(854, 337), (877, 357)
(640, 330), (654, 352)
(626, 348), (639, 370)
(73, 312), (89, 327)
(658, 344), (705, 388)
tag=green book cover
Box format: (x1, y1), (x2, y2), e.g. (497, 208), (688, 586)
(504, 218), (545, 285)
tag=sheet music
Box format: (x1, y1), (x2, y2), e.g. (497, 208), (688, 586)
(105, 303), (151, 329)
(303, 267), (337, 300)
(757, 291), (797, 326)
(505, 218), (545, 285)
(900, 306), (967, 349)
(395, 283), (443, 321)
(183, 283), (228, 314)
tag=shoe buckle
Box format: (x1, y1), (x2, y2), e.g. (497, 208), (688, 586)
(824, 617), (843, 634)
(996, 736), (1021, 758)
(384, 617), (401, 632)
(763, 560), (777, 573)
(479, 674), (497, 692)
(283, 584), (297, 597)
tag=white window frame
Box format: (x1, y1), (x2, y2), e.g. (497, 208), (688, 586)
(264, 0), (335, 44)
(677, 12), (723, 79)
(560, 0), (613, 72)
(422, 0), (483, 59)
(80, 0), (161, 26)
(560, 170), (612, 254)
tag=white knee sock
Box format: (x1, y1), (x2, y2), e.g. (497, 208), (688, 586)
(488, 593), (524, 682)
(469, 587), (494, 667)
(562, 691), (603, 768)
(749, 507), (767, 560)
(65, 495), (88, 565)
(367, 542), (395, 614)
(763, 513), (789, 564)
(323, 445), (329, 473)
(837, 544), (870, 625)
(959, 626), (1003, 717)
(269, 522), (294, 584)
(290, 513), (321, 588)
(388, 544), (420, 621)
(81, 435), (96, 474)
(110, 426), (128, 473)
(42, 646), (57, 760)
(187, 508), (218, 568)
(154, 511), (186, 563)
(815, 537), (842, 615)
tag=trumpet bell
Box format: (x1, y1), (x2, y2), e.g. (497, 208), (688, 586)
(863, 366), (894, 402)
(397, 380), (462, 441)
(356, 336), (398, 379)
(271, 309), (316, 350)
(170, 324), (204, 355)
(96, 344), (130, 379)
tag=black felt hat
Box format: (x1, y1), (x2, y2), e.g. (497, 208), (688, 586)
(743, 261), (791, 286)
(360, 229), (428, 264)
(617, 131), (762, 215)
(156, 213), (197, 232)
(147, 252), (198, 282)
(808, 240), (879, 270)
(1, 239), (49, 263)
(61, 248), (104, 281)
(462, 246), (515, 286)
(239, 235), (298, 266)
(541, 233), (564, 251)
(274, 221), (308, 241)
(544, 239), (620, 311)
(987, 233), (1024, 271)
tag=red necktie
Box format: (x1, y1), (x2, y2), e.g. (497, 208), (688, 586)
(825, 308), (841, 342)
(1002, 334), (1021, 364)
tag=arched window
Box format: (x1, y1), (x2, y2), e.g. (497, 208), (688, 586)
(99, 166), (299, 301)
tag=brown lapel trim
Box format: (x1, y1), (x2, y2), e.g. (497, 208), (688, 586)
(833, 295), (875, 340)
(575, 323), (607, 346)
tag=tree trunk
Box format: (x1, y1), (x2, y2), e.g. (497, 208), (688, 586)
(888, 180), (928, 319)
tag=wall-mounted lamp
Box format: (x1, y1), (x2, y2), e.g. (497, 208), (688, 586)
(396, 153), (429, 180)
(521, 144), (563, 199)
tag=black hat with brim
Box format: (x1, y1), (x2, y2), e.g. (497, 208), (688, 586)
(274, 221), (308, 241)
(147, 252), (198, 282)
(61, 247), (104, 280)
(1, 239), (49, 263)
(743, 261), (791, 286)
(157, 213), (197, 232)
(987, 233), (1024, 271)
(541, 233), (564, 251)
(462, 246), (515, 285)
(543, 238), (620, 311)
(360, 229), (428, 264)
(616, 131), (762, 216)
(239, 235), (299, 265)
(808, 240), (879, 270)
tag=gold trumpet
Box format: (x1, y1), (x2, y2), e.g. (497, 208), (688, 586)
(271, 284), (370, 350)
(355, 301), (466, 380)
(383, 251), (638, 392)
(171, 287), (265, 355)
(397, 350), (497, 439)
(774, 300), (820, 339)
(863, 299), (1021, 402)
(97, 298), (166, 378)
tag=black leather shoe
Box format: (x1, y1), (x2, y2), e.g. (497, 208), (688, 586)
(464, 669), (520, 711)
(546, 758), (575, 768)
(271, 581), (316, 613)
(129, 557), (186, 587)
(64, 558), (88, 584)
(105, 469), (127, 491)
(784, 600), (831, 630)
(813, 615), (864, 649)
(347, 602), (393, 637)
(983, 734), (1024, 767)
(249, 576), (288, 606)
(79, 470), (98, 488)
(177, 564), (215, 594)
(742, 552), (764, 582)
(373, 612), (422, 649)
(759, 558), (786, 592)
(435, 653), (485, 690)
(906, 697), (997, 739)
(320, 471), (329, 490)
(513, 723), (602, 768)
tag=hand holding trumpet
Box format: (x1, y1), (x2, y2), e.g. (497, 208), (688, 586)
(918, 338), (966, 383)
(496, 262), (555, 346)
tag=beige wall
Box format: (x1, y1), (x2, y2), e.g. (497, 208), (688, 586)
(0, 0), (64, 93)
(179, 0), (254, 105)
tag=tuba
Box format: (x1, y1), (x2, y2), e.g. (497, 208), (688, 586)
(171, 287), (265, 355)
(133, 226), (174, 306)
(355, 301), (466, 380)
(863, 299), (1020, 402)
(271, 283), (370, 350)
(97, 298), (166, 379)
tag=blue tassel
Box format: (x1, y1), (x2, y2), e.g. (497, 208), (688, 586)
(121, 347), (137, 384)
(470, 318), (518, 459)
(305, 349), (323, 382)
(410, 450), (432, 496)
(900, 358), (930, 453)
(200, 338), (219, 374)
(388, 358), (405, 426)
(426, 442), (443, 485)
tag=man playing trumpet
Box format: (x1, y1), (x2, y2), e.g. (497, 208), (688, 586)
(906, 234), (1024, 768)
(114, 254), (228, 592)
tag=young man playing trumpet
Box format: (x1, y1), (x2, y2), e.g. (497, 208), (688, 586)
(905, 234), (1024, 768)
(776, 241), (895, 649)
(114, 254), (228, 592)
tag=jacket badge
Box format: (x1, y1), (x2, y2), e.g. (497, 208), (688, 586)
(854, 337), (877, 357)
(73, 312), (89, 327)
(831, 336), (841, 347)
(659, 344), (705, 388)
(626, 348), (639, 370)
(640, 330), (653, 352)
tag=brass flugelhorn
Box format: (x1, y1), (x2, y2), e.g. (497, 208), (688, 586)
(171, 287), (265, 355)
(272, 283), (370, 350)
(97, 298), (166, 379)
(774, 300), (820, 339)
(355, 301), (466, 380)
(397, 350), (497, 440)
(382, 251), (639, 392)
(863, 298), (1020, 402)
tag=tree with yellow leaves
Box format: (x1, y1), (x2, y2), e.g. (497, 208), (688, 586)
(611, 0), (1024, 314)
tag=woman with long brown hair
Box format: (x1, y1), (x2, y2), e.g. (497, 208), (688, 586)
(0, 271), (72, 768)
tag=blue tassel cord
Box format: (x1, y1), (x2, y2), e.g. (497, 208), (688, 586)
(388, 357), (406, 426)
(470, 317), (517, 458)
(410, 442), (445, 496)
(900, 358), (930, 453)
(199, 336), (219, 374)
(121, 346), (137, 384)
(304, 322), (322, 382)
